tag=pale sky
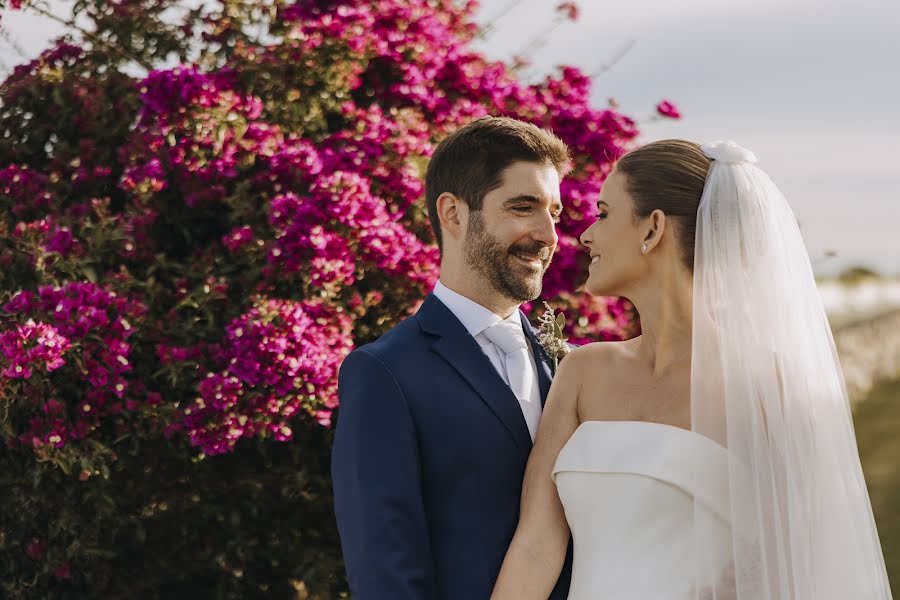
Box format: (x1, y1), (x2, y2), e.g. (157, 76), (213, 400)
(2, 0), (898, 275)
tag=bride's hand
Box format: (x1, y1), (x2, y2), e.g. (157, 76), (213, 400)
(490, 349), (584, 599)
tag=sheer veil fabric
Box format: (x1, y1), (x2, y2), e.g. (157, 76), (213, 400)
(690, 141), (892, 599)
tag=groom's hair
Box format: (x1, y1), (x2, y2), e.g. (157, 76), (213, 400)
(425, 116), (570, 251)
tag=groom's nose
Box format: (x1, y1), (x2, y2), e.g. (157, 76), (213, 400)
(533, 209), (559, 248)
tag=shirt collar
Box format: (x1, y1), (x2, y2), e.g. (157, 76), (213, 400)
(433, 280), (521, 338)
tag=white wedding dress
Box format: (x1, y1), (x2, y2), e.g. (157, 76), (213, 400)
(552, 420), (733, 599)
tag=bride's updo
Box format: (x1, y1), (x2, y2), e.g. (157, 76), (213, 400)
(615, 140), (712, 271)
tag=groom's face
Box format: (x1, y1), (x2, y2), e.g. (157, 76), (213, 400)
(462, 161), (562, 302)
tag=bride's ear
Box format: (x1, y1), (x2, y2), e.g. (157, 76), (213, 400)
(641, 209), (666, 254)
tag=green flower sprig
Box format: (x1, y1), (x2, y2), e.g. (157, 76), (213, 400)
(537, 301), (571, 372)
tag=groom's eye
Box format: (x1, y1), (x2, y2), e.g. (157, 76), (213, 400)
(511, 204), (560, 223)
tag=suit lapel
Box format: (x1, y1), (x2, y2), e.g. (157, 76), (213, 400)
(521, 311), (554, 407)
(416, 295), (533, 459)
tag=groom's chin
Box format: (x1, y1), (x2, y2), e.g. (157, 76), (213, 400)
(496, 275), (541, 304)
(514, 278), (544, 303)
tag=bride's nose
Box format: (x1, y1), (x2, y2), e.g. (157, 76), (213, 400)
(579, 226), (593, 249)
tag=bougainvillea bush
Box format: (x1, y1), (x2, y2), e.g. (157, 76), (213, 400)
(0, 0), (674, 597)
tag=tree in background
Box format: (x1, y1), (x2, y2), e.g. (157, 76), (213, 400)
(0, 0), (677, 597)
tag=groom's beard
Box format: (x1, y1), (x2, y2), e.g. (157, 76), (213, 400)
(464, 211), (552, 303)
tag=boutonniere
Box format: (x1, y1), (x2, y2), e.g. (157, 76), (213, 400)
(537, 301), (570, 373)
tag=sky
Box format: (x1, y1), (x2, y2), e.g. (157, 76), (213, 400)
(1, 0), (898, 275)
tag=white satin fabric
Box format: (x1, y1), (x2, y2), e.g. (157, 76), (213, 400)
(553, 420), (733, 599)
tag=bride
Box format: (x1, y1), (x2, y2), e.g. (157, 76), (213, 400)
(490, 140), (893, 599)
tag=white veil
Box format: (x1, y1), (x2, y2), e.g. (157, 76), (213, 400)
(690, 141), (892, 599)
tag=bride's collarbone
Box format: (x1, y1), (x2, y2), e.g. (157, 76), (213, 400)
(573, 343), (691, 428)
(578, 390), (691, 430)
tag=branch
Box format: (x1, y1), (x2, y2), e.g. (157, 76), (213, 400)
(25, 1), (154, 72)
(481, 0), (528, 35)
(588, 38), (635, 79)
(0, 27), (29, 59)
(513, 18), (563, 60)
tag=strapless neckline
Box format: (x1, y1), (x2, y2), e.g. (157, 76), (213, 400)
(553, 419), (730, 522)
(561, 419), (727, 451)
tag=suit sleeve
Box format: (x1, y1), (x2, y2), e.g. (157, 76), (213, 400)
(331, 348), (437, 599)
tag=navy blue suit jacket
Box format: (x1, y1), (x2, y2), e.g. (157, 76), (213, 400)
(332, 294), (573, 599)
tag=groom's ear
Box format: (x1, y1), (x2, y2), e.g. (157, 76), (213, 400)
(436, 192), (466, 242)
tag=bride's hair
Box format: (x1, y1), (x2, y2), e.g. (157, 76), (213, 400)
(615, 139), (711, 270)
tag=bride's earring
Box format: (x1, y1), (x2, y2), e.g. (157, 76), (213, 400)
(642, 243), (649, 253)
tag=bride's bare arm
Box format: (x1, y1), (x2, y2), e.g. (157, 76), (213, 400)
(490, 347), (584, 599)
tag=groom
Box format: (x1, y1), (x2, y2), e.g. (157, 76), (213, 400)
(331, 116), (573, 599)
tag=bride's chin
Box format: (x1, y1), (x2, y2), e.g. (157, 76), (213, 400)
(584, 272), (623, 297)
(583, 277), (607, 297)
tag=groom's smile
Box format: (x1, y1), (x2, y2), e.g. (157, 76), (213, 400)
(513, 254), (545, 270)
(510, 241), (553, 271)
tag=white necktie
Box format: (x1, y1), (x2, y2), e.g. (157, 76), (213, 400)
(482, 321), (534, 417)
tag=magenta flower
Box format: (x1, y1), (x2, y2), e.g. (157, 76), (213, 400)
(1, 282), (148, 451)
(178, 298), (353, 455)
(25, 539), (45, 560)
(222, 225), (255, 252)
(556, 2), (580, 21)
(52, 564), (72, 581)
(0, 319), (72, 378)
(656, 100), (682, 119)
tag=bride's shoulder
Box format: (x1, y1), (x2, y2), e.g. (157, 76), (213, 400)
(565, 338), (635, 365)
(556, 338), (637, 381)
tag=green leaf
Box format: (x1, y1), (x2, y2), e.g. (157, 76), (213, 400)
(81, 265), (98, 283)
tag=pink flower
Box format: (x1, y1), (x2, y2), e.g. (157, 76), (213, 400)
(222, 226), (254, 252)
(177, 298), (354, 455)
(26, 539), (45, 560)
(43, 226), (76, 256)
(656, 100), (681, 119)
(556, 2), (580, 21)
(0, 319), (72, 378)
(0, 282), (149, 452)
(52, 564), (72, 581)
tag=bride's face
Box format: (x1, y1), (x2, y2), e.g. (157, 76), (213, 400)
(579, 169), (649, 296)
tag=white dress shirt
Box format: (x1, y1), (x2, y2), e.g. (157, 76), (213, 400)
(432, 280), (543, 440)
